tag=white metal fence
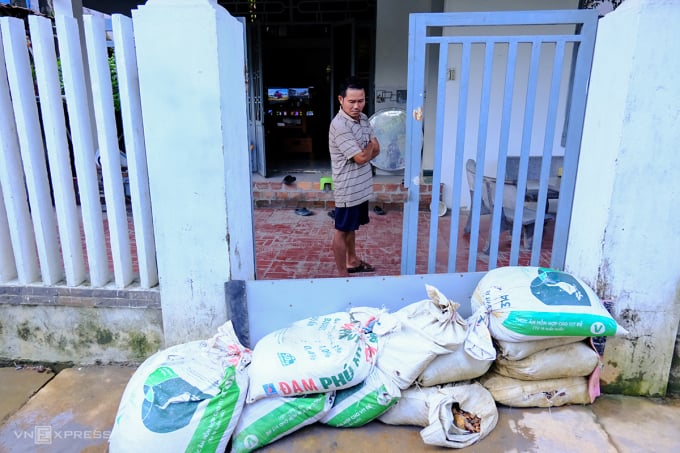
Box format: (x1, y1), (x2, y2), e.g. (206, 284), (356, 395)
(0, 13), (157, 289)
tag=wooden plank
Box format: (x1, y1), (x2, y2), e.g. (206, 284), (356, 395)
(83, 15), (133, 288)
(111, 14), (158, 289)
(228, 273), (484, 348)
(56, 15), (110, 287)
(29, 16), (86, 286)
(0, 29), (39, 284)
(1, 17), (63, 285)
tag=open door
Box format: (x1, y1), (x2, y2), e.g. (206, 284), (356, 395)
(242, 19), (267, 177)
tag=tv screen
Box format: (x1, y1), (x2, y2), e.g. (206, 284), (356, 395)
(267, 88), (289, 103)
(288, 87), (310, 100)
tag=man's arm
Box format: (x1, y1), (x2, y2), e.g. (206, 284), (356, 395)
(352, 137), (380, 165)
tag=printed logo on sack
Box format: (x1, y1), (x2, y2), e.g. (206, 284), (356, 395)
(243, 434), (260, 449)
(590, 322), (606, 335)
(141, 366), (212, 433)
(263, 383), (279, 396)
(530, 268), (590, 306)
(277, 352), (296, 366)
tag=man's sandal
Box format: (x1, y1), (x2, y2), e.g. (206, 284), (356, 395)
(347, 261), (375, 274)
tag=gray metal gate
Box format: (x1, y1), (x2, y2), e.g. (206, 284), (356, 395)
(401, 10), (599, 274)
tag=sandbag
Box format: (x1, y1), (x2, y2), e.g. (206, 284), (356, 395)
(246, 312), (378, 402)
(320, 367), (400, 428)
(495, 336), (586, 361)
(493, 340), (600, 381)
(378, 383), (498, 449)
(366, 285), (468, 389)
(471, 266), (628, 342)
(109, 321), (251, 453)
(416, 314), (495, 386)
(230, 392), (334, 453)
(479, 372), (592, 407)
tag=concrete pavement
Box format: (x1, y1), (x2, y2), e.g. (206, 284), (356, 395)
(0, 366), (678, 453)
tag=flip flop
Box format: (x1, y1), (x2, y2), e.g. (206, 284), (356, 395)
(294, 207), (313, 216)
(373, 206), (386, 215)
(283, 175), (296, 185)
(327, 210), (335, 219)
(347, 260), (375, 273)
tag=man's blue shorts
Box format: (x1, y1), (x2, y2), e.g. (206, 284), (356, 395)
(333, 200), (370, 232)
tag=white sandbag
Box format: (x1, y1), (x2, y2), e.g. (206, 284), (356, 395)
(417, 347), (493, 387)
(493, 340), (600, 381)
(420, 382), (498, 449)
(495, 336), (586, 361)
(367, 285), (468, 389)
(377, 384), (434, 427)
(378, 384), (498, 449)
(479, 372), (592, 407)
(417, 315), (496, 386)
(109, 321), (251, 453)
(320, 367), (400, 428)
(246, 312), (378, 403)
(471, 266), (628, 342)
(230, 392), (334, 453)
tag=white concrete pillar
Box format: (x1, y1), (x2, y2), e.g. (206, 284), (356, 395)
(565, 0), (680, 396)
(133, 0), (254, 346)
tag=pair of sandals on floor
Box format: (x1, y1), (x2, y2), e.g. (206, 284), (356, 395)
(347, 260), (375, 274)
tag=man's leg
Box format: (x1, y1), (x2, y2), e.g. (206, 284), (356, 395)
(344, 230), (359, 268)
(333, 229), (350, 276)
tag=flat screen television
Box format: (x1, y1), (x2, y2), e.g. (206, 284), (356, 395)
(267, 88), (289, 103)
(288, 87), (310, 100)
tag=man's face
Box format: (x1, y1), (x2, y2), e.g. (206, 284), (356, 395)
(338, 88), (366, 120)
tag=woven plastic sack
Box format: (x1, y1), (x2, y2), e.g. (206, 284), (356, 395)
(495, 336), (586, 361)
(320, 366), (400, 428)
(471, 266), (628, 342)
(369, 285), (468, 389)
(493, 340), (601, 381)
(230, 392), (334, 453)
(479, 372), (593, 407)
(109, 321), (251, 453)
(379, 383), (498, 449)
(246, 312), (377, 402)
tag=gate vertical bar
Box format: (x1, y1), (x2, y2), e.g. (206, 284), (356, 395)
(56, 15), (110, 287)
(83, 15), (134, 288)
(426, 45), (449, 273)
(29, 15), (87, 286)
(552, 15), (598, 269)
(1, 17), (63, 285)
(0, 30), (39, 283)
(401, 13), (426, 275)
(112, 14), (158, 289)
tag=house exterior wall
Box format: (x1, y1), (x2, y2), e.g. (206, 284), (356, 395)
(565, 0), (680, 396)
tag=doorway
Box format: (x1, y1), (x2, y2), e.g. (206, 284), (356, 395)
(228, 1), (377, 177)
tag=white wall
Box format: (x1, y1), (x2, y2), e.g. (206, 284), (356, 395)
(565, 0), (680, 395)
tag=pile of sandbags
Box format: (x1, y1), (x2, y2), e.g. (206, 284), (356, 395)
(109, 266), (628, 451)
(471, 266), (627, 408)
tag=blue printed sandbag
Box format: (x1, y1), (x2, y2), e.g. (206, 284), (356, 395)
(108, 321), (251, 453)
(470, 266), (628, 342)
(246, 312), (378, 403)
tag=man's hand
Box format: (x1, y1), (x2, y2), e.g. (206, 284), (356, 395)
(353, 137), (380, 165)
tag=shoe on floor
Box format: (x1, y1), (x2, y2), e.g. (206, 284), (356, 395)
(347, 260), (375, 273)
(373, 206), (386, 215)
(294, 207), (313, 216)
(283, 175), (296, 185)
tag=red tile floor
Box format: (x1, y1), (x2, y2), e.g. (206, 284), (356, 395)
(253, 206), (554, 280)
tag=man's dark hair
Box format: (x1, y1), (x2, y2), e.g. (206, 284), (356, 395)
(338, 76), (366, 98)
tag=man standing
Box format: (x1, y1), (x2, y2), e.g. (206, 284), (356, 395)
(328, 77), (380, 277)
